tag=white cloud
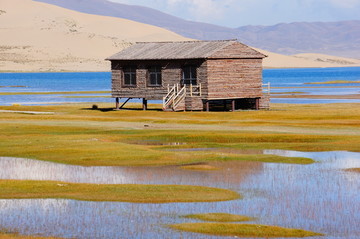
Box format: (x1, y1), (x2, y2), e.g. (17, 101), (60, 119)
(329, 0), (360, 8)
(165, 0), (235, 21)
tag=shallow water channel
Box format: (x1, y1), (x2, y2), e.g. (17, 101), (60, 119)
(0, 150), (359, 238)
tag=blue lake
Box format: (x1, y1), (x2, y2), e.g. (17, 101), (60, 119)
(1, 67), (360, 105)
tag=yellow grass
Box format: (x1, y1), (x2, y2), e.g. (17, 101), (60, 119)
(180, 164), (219, 171)
(169, 223), (324, 237)
(345, 168), (360, 173)
(0, 180), (240, 203)
(0, 103), (359, 167)
(183, 213), (254, 222)
(0, 233), (61, 239)
(0, 91), (110, 96)
(305, 80), (360, 84)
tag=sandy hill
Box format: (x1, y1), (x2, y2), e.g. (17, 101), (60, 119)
(0, 0), (359, 72)
(0, 0), (187, 72)
(256, 49), (360, 68)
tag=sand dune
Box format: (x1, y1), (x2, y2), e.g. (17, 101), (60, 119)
(256, 49), (360, 68)
(0, 0), (359, 72)
(293, 53), (360, 66)
(0, 0), (187, 72)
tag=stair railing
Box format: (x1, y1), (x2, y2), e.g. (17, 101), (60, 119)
(173, 85), (186, 110)
(163, 84), (177, 109)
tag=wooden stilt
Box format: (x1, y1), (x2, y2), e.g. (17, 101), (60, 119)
(206, 101), (210, 112)
(115, 97), (119, 110)
(255, 98), (260, 110)
(231, 100), (235, 112)
(142, 98), (148, 111)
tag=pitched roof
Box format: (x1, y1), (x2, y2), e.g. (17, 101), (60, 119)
(106, 40), (266, 60)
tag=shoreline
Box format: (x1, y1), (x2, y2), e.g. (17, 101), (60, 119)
(1, 66), (360, 74)
(272, 94), (360, 99)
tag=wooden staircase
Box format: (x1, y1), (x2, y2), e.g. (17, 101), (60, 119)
(163, 84), (202, 111)
(163, 84), (186, 111)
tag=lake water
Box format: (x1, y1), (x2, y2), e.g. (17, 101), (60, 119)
(1, 67), (360, 105)
(0, 150), (359, 238)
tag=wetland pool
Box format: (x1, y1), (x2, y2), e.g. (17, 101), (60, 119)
(0, 150), (359, 238)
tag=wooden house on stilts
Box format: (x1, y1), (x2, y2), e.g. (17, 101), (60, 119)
(106, 40), (270, 111)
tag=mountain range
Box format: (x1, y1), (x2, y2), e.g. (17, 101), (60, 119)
(34, 0), (360, 59)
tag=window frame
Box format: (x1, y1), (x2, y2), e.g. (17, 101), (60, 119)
(182, 65), (198, 85)
(123, 66), (137, 87)
(147, 66), (162, 87)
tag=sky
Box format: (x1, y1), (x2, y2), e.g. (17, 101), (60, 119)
(109, 0), (360, 27)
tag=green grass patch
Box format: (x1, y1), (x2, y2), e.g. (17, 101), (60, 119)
(305, 80), (360, 85)
(183, 213), (254, 222)
(180, 164), (219, 171)
(0, 231), (61, 239)
(61, 95), (111, 98)
(169, 223), (324, 237)
(0, 103), (359, 166)
(0, 180), (240, 203)
(0, 91), (110, 96)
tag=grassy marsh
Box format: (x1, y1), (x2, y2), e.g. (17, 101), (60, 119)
(180, 164), (219, 171)
(0, 103), (359, 166)
(0, 180), (240, 203)
(305, 80), (360, 84)
(183, 213), (254, 222)
(0, 232), (61, 239)
(169, 223), (324, 237)
(0, 91), (110, 96)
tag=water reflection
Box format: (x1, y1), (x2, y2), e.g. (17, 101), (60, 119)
(0, 157), (263, 188)
(0, 150), (359, 238)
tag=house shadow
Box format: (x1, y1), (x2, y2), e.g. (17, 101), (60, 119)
(80, 105), (163, 112)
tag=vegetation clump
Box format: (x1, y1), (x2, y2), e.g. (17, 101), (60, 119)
(180, 164), (219, 171)
(0, 180), (240, 203)
(183, 213), (254, 222)
(169, 223), (324, 237)
(345, 168), (360, 173)
(305, 80), (360, 84)
(0, 232), (60, 239)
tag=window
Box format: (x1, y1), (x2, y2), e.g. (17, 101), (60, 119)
(148, 66), (162, 86)
(182, 66), (197, 85)
(123, 66), (136, 86)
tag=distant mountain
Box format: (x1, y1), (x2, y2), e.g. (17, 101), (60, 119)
(236, 21), (360, 58)
(34, 0), (360, 59)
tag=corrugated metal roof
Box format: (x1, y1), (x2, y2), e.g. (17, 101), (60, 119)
(106, 40), (266, 60)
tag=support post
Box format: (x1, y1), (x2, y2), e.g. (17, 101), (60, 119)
(231, 99), (235, 112)
(255, 98), (260, 110)
(115, 97), (119, 110)
(142, 98), (148, 111)
(205, 101), (210, 112)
